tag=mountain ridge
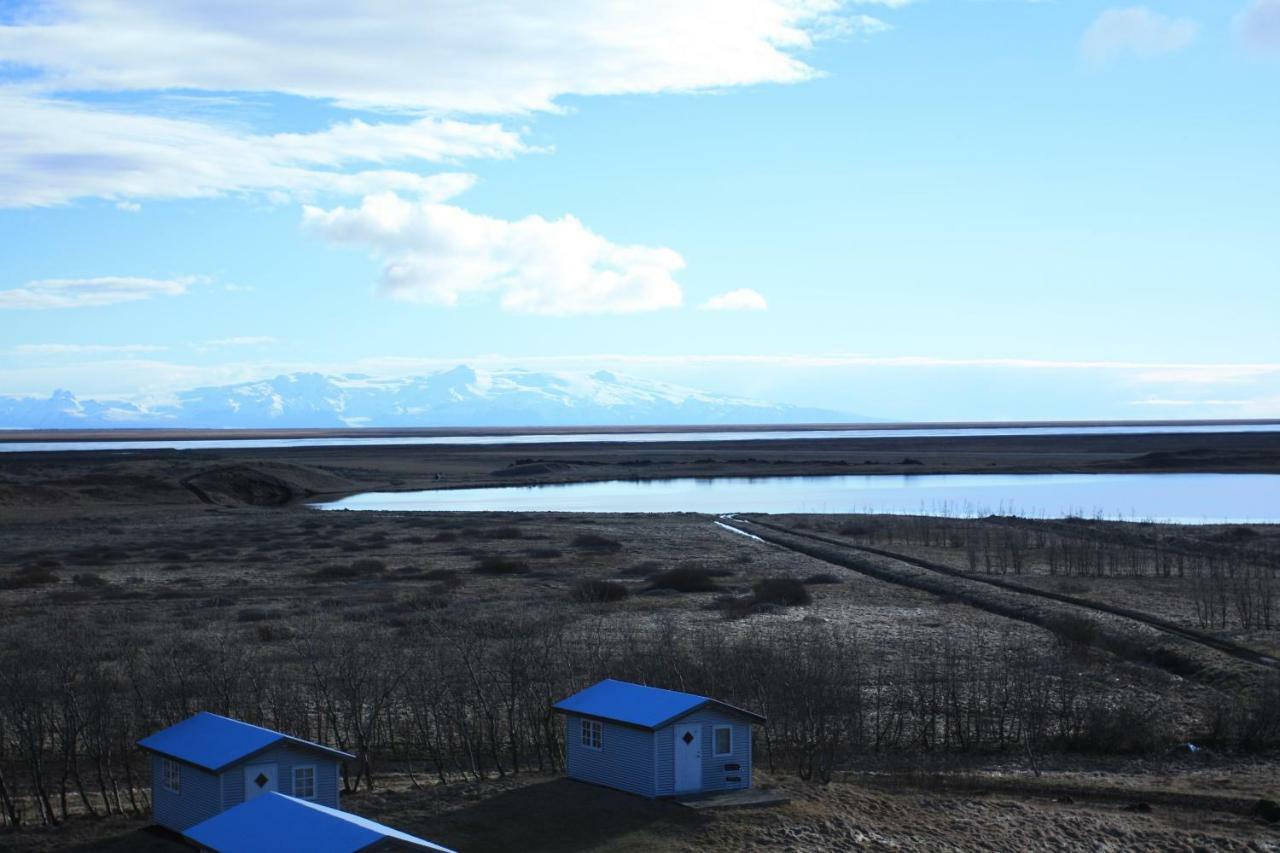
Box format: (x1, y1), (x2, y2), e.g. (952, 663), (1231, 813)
(0, 366), (856, 429)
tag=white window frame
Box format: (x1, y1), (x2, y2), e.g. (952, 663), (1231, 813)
(712, 725), (733, 757)
(292, 764), (317, 800)
(580, 718), (603, 751)
(162, 758), (181, 794)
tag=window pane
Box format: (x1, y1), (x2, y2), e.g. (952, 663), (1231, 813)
(715, 728), (731, 754)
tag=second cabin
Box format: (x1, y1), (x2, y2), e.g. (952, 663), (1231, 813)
(137, 712), (352, 832)
(553, 679), (765, 799)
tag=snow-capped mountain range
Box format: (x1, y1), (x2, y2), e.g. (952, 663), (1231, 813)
(0, 366), (853, 429)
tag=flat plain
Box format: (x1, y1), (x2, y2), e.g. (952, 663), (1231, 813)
(1, 430), (1279, 851)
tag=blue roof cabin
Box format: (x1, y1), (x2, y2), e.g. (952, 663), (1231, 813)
(553, 679), (765, 799)
(137, 712), (352, 833)
(184, 792), (456, 853)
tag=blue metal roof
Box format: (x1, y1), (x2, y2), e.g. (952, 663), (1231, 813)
(137, 712), (353, 772)
(184, 793), (455, 853)
(552, 679), (765, 729)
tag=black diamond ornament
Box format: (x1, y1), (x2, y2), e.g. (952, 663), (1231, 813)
(682, 732), (694, 745)
(255, 773), (269, 788)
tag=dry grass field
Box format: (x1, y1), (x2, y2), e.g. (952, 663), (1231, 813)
(2, 434), (1279, 850)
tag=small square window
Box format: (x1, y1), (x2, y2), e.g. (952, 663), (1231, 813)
(713, 726), (732, 756)
(162, 758), (181, 794)
(293, 766), (316, 800)
(581, 719), (602, 750)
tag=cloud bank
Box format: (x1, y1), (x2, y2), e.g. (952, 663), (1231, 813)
(0, 1), (877, 113)
(303, 193), (686, 315)
(701, 289), (769, 311)
(0, 276), (207, 309)
(1082, 7), (1198, 64)
(1236, 0), (1280, 53)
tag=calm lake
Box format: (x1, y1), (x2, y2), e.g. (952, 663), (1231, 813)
(313, 473), (1280, 524)
(3, 422), (1278, 453)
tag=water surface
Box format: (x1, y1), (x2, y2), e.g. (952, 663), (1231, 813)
(3, 422), (1277, 453)
(314, 472), (1280, 524)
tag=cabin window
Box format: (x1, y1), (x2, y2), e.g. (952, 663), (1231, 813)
(580, 719), (602, 750)
(713, 726), (732, 756)
(293, 765), (316, 800)
(162, 758), (181, 794)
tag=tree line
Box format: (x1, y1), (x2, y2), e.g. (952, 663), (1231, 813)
(2, 610), (1278, 829)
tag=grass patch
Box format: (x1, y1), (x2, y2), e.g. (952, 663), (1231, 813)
(647, 566), (721, 593)
(423, 568), (465, 589)
(570, 579), (630, 603)
(3, 565), (60, 589)
(751, 578), (812, 607)
(314, 558), (386, 580)
(803, 572), (843, 585)
(571, 533), (624, 553)
(474, 555), (531, 575)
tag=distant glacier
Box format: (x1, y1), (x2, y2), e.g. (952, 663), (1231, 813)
(0, 365), (855, 429)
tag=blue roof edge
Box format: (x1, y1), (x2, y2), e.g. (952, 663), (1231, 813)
(551, 692), (766, 730)
(135, 713), (355, 772)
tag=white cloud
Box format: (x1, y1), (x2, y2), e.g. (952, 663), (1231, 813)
(1082, 7), (1198, 64)
(701, 289), (769, 311)
(303, 193), (685, 315)
(115, 200), (141, 213)
(0, 93), (516, 207)
(0, 1), (878, 114)
(1236, 0), (1280, 53)
(0, 275), (207, 309)
(11, 343), (167, 354)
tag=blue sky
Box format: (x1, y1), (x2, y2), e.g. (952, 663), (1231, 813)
(1, 0), (1278, 421)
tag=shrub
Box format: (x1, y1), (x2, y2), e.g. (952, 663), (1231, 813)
(751, 578), (812, 607)
(72, 572), (108, 587)
(1046, 613), (1099, 653)
(527, 547), (563, 559)
(256, 624), (291, 642)
(474, 555), (530, 575)
(48, 588), (95, 603)
(423, 569), (464, 589)
(431, 531), (459, 543)
(619, 560), (662, 577)
(648, 566), (721, 593)
(1076, 697), (1169, 754)
(66, 546), (127, 565)
(237, 608), (271, 622)
(570, 579), (629, 603)
(571, 533), (624, 553)
(803, 573), (842, 585)
(3, 565), (60, 589)
(314, 559), (383, 580)
(406, 593), (449, 611)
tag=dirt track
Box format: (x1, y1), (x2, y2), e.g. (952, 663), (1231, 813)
(734, 515), (1280, 672)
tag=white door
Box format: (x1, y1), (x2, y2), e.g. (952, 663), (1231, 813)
(243, 763), (278, 801)
(674, 724), (702, 793)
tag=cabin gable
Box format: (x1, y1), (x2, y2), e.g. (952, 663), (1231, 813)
(654, 708), (753, 798)
(219, 742), (342, 810)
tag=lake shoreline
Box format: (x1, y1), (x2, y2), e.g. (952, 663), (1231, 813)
(4, 417), (1279, 444)
(5, 428), (1280, 520)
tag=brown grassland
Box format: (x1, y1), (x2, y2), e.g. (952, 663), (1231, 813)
(1, 430), (1279, 851)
